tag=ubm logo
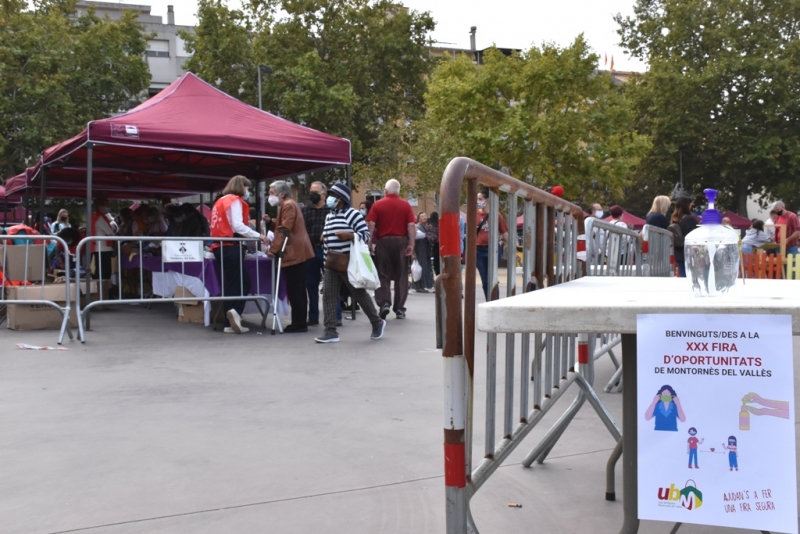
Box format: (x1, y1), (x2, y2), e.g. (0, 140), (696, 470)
(657, 481), (703, 511)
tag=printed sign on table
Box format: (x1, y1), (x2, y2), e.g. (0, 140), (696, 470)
(163, 240), (203, 262)
(637, 314), (796, 533)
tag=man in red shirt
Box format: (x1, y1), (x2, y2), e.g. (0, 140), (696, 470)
(772, 201), (800, 256)
(366, 179), (416, 319)
(686, 427), (703, 468)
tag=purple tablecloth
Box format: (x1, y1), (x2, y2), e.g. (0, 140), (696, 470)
(121, 254), (287, 299)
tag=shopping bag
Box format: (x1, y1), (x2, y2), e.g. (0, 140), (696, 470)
(411, 259), (422, 282)
(347, 235), (380, 290)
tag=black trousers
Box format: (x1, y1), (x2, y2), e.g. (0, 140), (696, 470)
(214, 245), (250, 326)
(283, 261), (308, 328)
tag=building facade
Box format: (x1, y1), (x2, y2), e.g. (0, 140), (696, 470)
(75, 1), (193, 96)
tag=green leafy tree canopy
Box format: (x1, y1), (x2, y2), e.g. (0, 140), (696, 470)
(0, 0), (151, 179)
(409, 37), (650, 208)
(181, 0), (435, 193)
(616, 0), (800, 213)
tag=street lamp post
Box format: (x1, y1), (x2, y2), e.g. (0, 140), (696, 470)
(257, 65), (273, 219)
(257, 64), (273, 111)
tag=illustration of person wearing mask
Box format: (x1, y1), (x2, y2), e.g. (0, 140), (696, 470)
(723, 436), (738, 471)
(644, 385), (686, 431)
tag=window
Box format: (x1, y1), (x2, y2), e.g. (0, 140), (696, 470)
(146, 40), (169, 58)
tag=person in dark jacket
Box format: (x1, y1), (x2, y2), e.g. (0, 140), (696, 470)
(670, 196), (698, 277)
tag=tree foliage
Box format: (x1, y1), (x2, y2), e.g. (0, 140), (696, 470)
(0, 0), (151, 179)
(409, 38), (650, 208)
(181, 0), (435, 192)
(617, 0), (800, 214)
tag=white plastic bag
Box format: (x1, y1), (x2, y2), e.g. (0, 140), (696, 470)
(411, 259), (422, 282)
(348, 235), (381, 290)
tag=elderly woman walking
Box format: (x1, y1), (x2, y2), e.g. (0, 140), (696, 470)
(265, 180), (315, 332)
(314, 183), (386, 344)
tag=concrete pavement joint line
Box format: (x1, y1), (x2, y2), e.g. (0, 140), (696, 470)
(47, 447), (617, 534)
(46, 477), (443, 534)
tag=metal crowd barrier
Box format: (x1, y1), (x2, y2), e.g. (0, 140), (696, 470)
(0, 234), (73, 344)
(585, 219), (642, 276)
(74, 236), (277, 343)
(436, 158), (621, 533)
(642, 224), (674, 277)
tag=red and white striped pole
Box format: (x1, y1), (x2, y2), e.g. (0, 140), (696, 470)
(440, 211), (469, 532)
(578, 332), (590, 367)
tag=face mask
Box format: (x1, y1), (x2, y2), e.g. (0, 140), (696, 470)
(268, 195), (280, 207)
(326, 196), (338, 209)
(309, 192), (321, 204)
(60, 216), (67, 221)
(100, 206), (109, 214)
(244, 190), (251, 201)
(660, 395), (672, 403)
(477, 200), (486, 210)
(360, 209), (367, 216)
(595, 210), (603, 218)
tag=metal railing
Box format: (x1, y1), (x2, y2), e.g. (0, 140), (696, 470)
(436, 158), (621, 533)
(642, 224), (674, 277)
(585, 219), (642, 276)
(74, 236), (279, 343)
(0, 234), (73, 344)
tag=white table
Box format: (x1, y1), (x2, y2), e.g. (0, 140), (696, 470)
(477, 277), (800, 534)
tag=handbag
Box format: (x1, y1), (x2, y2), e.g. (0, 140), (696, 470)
(324, 251), (350, 272)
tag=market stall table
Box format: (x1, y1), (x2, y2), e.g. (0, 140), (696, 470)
(121, 252), (288, 325)
(477, 277), (800, 534)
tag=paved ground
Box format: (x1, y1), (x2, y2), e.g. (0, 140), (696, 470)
(0, 284), (798, 533)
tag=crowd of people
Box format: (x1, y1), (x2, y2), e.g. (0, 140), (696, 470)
(209, 175), (446, 343)
(584, 195), (799, 277)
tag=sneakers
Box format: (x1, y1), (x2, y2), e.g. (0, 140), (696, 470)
(379, 304), (390, 320)
(395, 309), (406, 319)
(223, 326), (250, 334)
(315, 330), (340, 343)
(370, 319), (386, 340)
(227, 309), (245, 333)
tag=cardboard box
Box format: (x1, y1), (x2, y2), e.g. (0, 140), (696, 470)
(5, 281), (98, 302)
(0, 245), (46, 282)
(174, 287), (222, 325)
(7, 303), (78, 330)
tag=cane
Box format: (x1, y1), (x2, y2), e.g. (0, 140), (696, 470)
(271, 235), (289, 335)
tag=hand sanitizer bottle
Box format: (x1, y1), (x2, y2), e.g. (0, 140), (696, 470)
(684, 189), (740, 296)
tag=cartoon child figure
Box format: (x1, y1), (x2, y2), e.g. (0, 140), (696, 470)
(687, 427), (703, 468)
(644, 385), (686, 431)
(723, 436), (738, 471)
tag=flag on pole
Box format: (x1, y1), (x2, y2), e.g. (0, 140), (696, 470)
(610, 55), (615, 71)
(604, 53), (608, 66)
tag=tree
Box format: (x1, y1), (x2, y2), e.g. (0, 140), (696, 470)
(181, 0), (435, 195)
(616, 0), (800, 214)
(0, 0), (151, 178)
(409, 38), (650, 209)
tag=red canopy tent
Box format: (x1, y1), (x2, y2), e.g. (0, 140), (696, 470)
(33, 72), (351, 193)
(604, 210), (646, 230)
(722, 210), (751, 230)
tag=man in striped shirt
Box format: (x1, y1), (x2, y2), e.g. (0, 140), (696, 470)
(315, 183), (386, 343)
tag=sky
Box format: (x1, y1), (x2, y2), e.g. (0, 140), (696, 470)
(144, 0), (646, 72)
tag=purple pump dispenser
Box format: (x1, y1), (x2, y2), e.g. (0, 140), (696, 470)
(702, 188), (722, 225)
